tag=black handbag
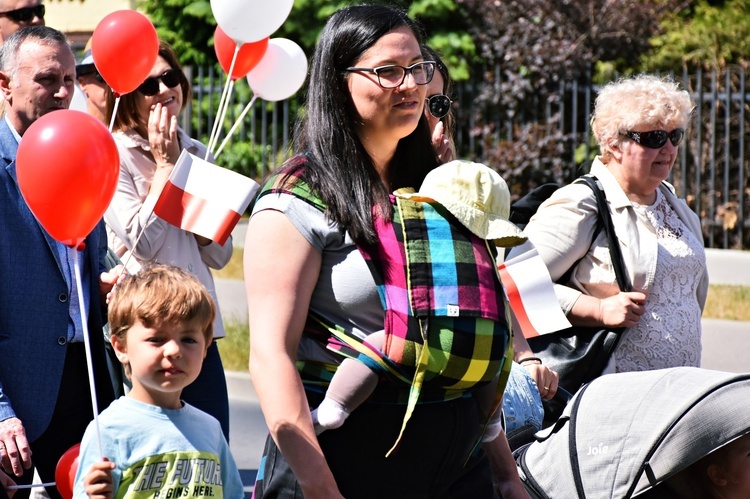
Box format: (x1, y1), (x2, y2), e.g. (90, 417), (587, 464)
(526, 175), (632, 422)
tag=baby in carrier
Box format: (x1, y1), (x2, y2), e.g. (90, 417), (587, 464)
(311, 160), (527, 446)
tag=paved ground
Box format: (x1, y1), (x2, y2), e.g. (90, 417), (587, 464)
(222, 221), (750, 491)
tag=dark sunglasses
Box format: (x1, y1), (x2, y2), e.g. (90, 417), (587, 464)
(79, 71), (104, 83)
(0, 4), (44, 23)
(137, 69), (182, 96)
(426, 94), (452, 119)
(621, 128), (685, 149)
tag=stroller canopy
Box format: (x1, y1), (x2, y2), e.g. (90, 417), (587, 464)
(515, 367), (750, 498)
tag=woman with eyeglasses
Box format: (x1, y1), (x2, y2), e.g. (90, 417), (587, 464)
(244, 5), (527, 498)
(510, 74), (708, 376)
(103, 40), (232, 439)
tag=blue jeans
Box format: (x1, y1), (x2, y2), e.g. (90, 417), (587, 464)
(502, 362), (543, 434)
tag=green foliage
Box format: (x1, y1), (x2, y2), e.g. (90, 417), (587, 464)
(136, 0), (216, 66)
(217, 320), (250, 373)
(215, 141), (270, 181)
(136, 0), (478, 82)
(642, 0), (750, 71)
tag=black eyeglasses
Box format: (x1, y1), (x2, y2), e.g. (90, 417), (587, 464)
(136, 68), (182, 96)
(426, 94), (452, 119)
(0, 4), (44, 23)
(345, 61), (435, 89)
(621, 128), (685, 149)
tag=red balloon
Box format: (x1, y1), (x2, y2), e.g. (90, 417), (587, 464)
(214, 26), (269, 80)
(91, 10), (159, 95)
(17, 110), (120, 248)
(55, 443), (81, 499)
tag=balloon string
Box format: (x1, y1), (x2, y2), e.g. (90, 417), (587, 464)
(7, 483), (56, 490)
(214, 95), (257, 159)
(108, 95), (121, 133)
(207, 46), (240, 158)
(72, 250), (103, 459)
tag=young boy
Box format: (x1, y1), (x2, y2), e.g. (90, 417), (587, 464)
(73, 264), (244, 499)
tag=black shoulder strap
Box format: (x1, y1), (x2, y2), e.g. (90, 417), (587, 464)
(578, 175), (632, 293)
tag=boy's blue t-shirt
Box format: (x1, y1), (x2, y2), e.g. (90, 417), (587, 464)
(73, 397), (244, 499)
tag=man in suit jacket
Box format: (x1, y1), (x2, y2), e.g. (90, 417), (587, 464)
(0, 26), (118, 499)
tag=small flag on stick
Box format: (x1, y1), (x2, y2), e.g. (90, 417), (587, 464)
(497, 243), (572, 338)
(154, 150), (259, 245)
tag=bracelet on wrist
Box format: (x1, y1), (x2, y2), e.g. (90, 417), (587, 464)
(517, 356), (542, 365)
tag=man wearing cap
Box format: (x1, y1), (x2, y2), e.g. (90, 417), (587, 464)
(0, 0), (43, 45)
(0, 25), (117, 499)
(75, 38), (111, 124)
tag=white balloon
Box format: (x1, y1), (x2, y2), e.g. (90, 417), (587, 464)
(211, 0), (294, 44)
(247, 38), (308, 102)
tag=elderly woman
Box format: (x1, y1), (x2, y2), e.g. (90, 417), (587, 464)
(512, 74), (708, 374)
(104, 41), (232, 439)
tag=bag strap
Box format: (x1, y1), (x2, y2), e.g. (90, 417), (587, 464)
(578, 175), (632, 293)
(568, 381), (594, 497)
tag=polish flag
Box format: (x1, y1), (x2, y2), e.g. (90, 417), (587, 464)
(498, 243), (572, 338)
(154, 150), (259, 245)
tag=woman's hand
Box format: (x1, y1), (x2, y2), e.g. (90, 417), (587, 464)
(431, 121), (454, 163)
(148, 102), (180, 168)
(519, 361), (559, 401)
(484, 432), (531, 499)
(146, 102), (181, 199)
(568, 291), (647, 329)
(511, 316), (559, 400)
(598, 291), (647, 329)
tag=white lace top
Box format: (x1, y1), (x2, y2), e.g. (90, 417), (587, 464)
(614, 189), (705, 372)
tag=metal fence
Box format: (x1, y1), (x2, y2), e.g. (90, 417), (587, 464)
(186, 65), (750, 249)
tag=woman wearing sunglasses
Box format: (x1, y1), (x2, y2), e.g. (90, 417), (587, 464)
(512, 74), (708, 376)
(103, 40), (232, 440)
(421, 46), (555, 444)
(421, 45), (455, 163)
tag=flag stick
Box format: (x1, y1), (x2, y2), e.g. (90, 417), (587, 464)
(208, 80), (235, 157)
(214, 95), (257, 159)
(206, 47), (240, 158)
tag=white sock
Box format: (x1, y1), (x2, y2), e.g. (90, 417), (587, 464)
(311, 397), (350, 434)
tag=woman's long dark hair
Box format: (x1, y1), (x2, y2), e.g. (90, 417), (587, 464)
(285, 4), (439, 244)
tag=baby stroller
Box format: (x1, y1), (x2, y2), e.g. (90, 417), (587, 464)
(514, 367), (750, 498)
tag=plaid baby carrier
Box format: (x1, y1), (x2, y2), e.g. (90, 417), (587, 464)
(259, 166), (513, 453)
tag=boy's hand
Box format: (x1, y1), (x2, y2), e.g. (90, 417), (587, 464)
(0, 468), (17, 498)
(83, 460), (116, 499)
